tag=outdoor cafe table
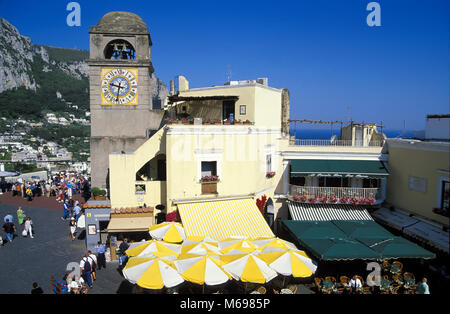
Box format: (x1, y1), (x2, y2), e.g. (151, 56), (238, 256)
(389, 265), (401, 274)
(380, 278), (391, 292)
(403, 277), (415, 289)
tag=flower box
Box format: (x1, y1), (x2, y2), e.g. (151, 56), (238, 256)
(201, 181), (218, 194)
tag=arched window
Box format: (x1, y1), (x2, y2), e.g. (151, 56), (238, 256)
(104, 39), (136, 60)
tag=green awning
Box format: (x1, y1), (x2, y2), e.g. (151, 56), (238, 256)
(290, 160), (389, 178)
(282, 220), (380, 261)
(282, 220), (435, 261)
(358, 237), (436, 260)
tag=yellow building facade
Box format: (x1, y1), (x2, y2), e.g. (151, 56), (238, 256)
(385, 139), (450, 226)
(109, 78), (287, 217)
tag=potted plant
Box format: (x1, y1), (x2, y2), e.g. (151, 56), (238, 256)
(266, 171), (276, 178)
(181, 117), (191, 125)
(243, 119), (252, 125)
(223, 119), (231, 125)
(91, 187), (107, 200)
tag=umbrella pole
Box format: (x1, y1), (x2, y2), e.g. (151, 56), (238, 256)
(202, 284), (205, 295)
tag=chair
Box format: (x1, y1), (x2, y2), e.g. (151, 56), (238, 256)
(391, 285), (402, 294)
(392, 261), (403, 273)
(314, 277), (323, 293)
(403, 272), (415, 281)
(381, 259), (390, 271)
(256, 286), (267, 294)
(287, 284), (298, 294)
(392, 273), (403, 285)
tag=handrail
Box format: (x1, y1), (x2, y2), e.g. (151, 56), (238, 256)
(290, 139), (384, 147)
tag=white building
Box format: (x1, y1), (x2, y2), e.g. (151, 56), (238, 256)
(425, 114), (450, 141)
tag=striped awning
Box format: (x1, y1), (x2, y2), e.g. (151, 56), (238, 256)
(177, 198), (275, 241)
(288, 201), (373, 221)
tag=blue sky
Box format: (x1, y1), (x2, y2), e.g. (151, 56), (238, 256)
(0, 0), (448, 130)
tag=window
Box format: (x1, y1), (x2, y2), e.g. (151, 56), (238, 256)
(266, 154), (272, 173)
(442, 181), (449, 209)
(290, 177), (306, 186)
(408, 176), (427, 193)
(201, 161), (217, 177)
(363, 178), (379, 188)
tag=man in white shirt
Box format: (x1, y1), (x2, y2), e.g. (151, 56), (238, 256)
(87, 251), (97, 282)
(349, 275), (362, 294)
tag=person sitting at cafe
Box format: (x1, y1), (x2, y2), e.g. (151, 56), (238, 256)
(349, 275), (362, 294)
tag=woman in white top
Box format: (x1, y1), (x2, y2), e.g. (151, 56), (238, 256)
(24, 217), (33, 238)
(69, 218), (77, 240)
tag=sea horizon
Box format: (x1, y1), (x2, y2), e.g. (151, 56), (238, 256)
(289, 129), (415, 139)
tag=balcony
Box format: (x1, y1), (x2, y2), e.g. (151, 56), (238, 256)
(289, 184), (381, 205)
(290, 139), (384, 147)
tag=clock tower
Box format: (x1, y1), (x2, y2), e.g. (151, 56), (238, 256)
(87, 12), (163, 190)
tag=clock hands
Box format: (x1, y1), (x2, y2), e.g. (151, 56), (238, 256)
(110, 81), (124, 104)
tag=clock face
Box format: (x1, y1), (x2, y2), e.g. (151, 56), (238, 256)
(101, 68), (138, 105)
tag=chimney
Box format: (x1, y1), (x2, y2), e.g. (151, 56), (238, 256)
(257, 78), (269, 86)
(169, 80), (175, 95)
(281, 88), (290, 136)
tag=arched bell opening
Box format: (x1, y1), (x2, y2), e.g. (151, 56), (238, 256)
(104, 39), (136, 60)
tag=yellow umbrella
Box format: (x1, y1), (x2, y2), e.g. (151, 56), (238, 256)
(125, 240), (181, 257)
(180, 241), (222, 257)
(122, 257), (184, 289)
(149, 222), (186, 243)
(219, 249), (251, 264)
(252, 238), (298, 251)
(218, 239), (257, 254)
(222, 253), (278, 284)
(257, 249), (318, 278)
(174, 254), (231, 286)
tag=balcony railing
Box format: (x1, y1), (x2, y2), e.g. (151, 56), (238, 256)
(290, 139), (384, 147)
(290, 185), (380, 205)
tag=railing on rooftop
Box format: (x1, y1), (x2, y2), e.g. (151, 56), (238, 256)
(290, 139), (384, 147)
(290, 185), (381, 204)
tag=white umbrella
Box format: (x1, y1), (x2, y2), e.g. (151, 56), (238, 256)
(174, 254), (231, 286)
(122, 257), (184, 289)
(149, 222), (186, 243)
(222, 253), (278, 284)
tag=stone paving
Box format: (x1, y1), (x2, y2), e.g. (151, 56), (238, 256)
(0, 195), (123, 294)
(0, 193), (315, 295)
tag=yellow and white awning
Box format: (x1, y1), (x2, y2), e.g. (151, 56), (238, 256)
(177, 198), (275, 241)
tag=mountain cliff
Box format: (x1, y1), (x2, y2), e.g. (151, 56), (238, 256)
(0, 17), (168, 120)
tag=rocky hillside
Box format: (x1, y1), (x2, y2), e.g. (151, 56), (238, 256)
(0, 17), (168, 119)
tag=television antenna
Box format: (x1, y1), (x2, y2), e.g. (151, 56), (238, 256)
(226, 64), (232, 83)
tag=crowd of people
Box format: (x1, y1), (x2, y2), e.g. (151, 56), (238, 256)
(1, 207), (34, 245)
(2, 172), (91, 204)
(50, 242), (107, 294)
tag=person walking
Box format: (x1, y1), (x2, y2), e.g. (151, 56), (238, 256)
(87, 251), (98, 282)
(2, 219), (16, 243)
(4, 212), (13, 224)
(69, 218), (76, 241)
(61, 199), (70, 221)
(80, 255), (93, 288)
(118, 238), (130, 269)
(16, 207), (25, 226)
(96, 241), (107, 270)
(73, 201), (81, 222)
(24, 217), (34, 238)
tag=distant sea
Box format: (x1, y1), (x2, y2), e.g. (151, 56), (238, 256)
(289, 129), (415, 139)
